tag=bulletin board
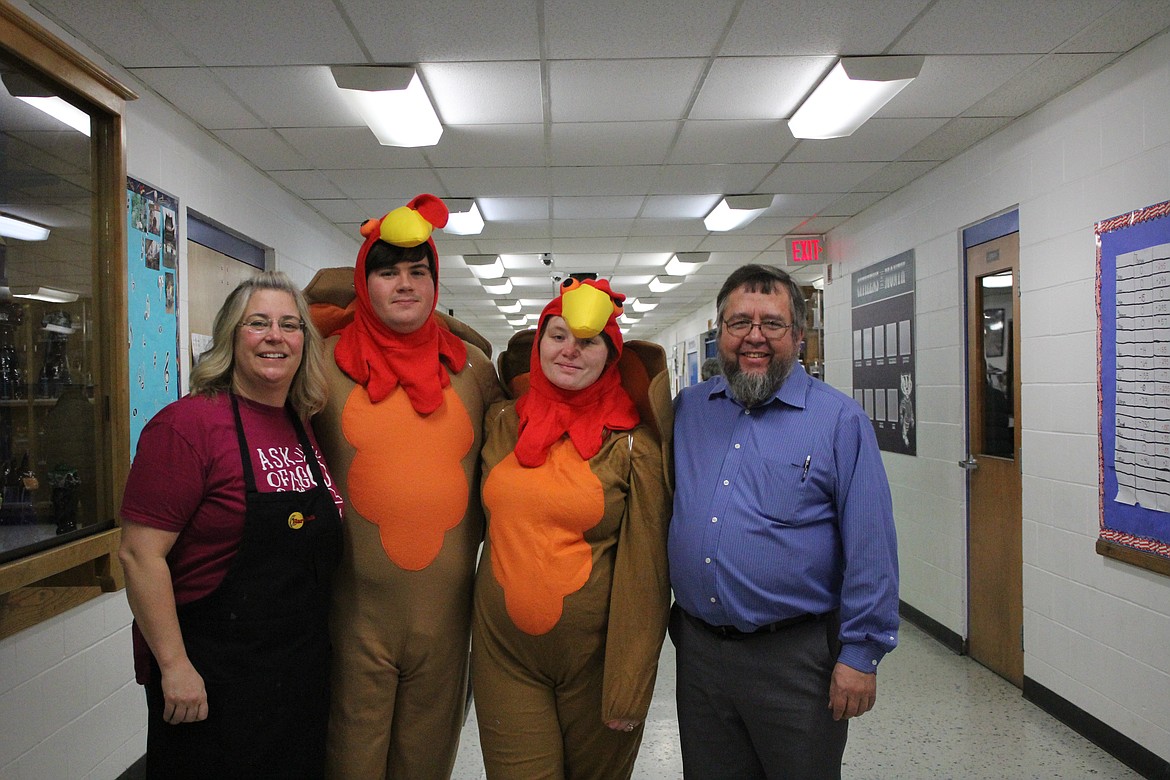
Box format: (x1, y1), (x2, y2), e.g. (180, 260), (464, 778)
(1096, 198), (1170, 575)
(851, 250), (916, 455)
(126, 177), (180, 459)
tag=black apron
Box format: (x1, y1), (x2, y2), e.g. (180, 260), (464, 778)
(145, 395), (342, 779)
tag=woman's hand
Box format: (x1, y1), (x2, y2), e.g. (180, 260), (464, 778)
(120, 520), (209, 724)
(159, 658), (209, 724)
(605, 719), (640, 733)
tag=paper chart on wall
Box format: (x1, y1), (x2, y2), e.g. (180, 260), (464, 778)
(1112, 241), (1170, 512)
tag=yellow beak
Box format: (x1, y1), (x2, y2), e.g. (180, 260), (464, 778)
(561, 284), (614, 338)
(380, 206), (432, 247)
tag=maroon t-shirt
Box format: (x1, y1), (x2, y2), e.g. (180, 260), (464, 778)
(121, 392), (343, 682)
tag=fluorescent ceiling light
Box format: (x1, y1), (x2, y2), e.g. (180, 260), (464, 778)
(483, 277), (513, 296)
(630, 297), (659, 313)
(619, 311), (641, 324)
(14, 286), (78, 303)
(496, 299), (523, 314)
(445, 199), (484, 235)
(788, 56), (924, 140)
(330, 65), (442, 147)
(0, 214), (50, 241)
(665, 252), (710, 276)
(983, 273), (1013, 289)
(704, 195), (772, 232)
(465, 254), (505, 279)
(507, 315), (529, 327)
(649, 275), (685, 293)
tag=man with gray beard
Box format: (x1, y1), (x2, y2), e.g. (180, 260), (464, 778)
(667, 264), (899, 779)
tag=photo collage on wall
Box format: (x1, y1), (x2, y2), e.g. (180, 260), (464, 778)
(126, 177), (180, 458)
(851, 250), (916, 456)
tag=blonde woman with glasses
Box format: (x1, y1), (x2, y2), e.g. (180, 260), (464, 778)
(119, 270), (344, 779)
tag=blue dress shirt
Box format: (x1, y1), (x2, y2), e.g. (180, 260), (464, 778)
(668, 364), (899, 673)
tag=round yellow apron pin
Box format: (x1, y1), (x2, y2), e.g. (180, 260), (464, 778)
(288, 511), (305, 529)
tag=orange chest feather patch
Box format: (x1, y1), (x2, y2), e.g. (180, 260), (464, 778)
(482, 439), (604, 635)
(341, 383), (473, 570)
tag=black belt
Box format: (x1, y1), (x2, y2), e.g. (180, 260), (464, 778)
(683, 608), (825, 640)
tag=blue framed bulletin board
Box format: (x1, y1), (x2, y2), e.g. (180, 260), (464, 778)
(127, 177), (181, 460)
(1096, 199), (1170, 575)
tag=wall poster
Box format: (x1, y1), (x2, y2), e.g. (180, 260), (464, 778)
(1096, 199), (1170, 573)
(127, 177), (180, 459)
(851, 250), (916, 455)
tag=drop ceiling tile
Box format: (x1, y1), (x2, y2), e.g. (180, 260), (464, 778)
(278, 128), (428, 170)
(213, 129), (309, 171)
(426, 124), (546, 168)
(893, 0), (1118, 55)
(212, 66), (361, 128)
(759, 162), (886, 193)
(723, 0), (933, 56)
(130, 67), (260, 130)
(652, 163), (777, 195)
(671, 119), (797, 165)
(550, 122), (678, 166)
(342, 0), (540, 62)
(423, 61), (545, 124)
(324, 168), (445, 200)
(545, 0), (733, 58)
(552, 196), (645, 220)
(548, 59), (706, 122)
(692, 57), (831, 120)
(786, 119), (948, 163)
(141, 0), (365, 66)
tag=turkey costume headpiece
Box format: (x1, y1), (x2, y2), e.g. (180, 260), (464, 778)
(514, 279), (639, 467)
(333, 194), (467, 414)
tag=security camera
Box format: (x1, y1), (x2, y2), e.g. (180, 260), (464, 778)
(540, 252), (554, 267)
(550, 271), (566, 284)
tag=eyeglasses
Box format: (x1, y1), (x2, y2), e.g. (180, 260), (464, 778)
(239, 316), (305, 335)
(722, 318), (791, 337)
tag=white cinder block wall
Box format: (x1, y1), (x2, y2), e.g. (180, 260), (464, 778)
(0, 4), (360, 778)
(824, 30), (1170, 762)
(654, 28), (1170, 767)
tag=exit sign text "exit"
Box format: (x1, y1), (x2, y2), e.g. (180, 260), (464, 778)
(787, 235), (824, 264)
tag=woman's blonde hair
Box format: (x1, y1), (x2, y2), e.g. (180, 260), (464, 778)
(189, 270), (328, 417)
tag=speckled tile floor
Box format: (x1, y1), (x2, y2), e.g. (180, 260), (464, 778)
(451, 621), (1141, 779)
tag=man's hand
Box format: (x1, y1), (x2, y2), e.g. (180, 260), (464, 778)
(828, 662), (876, 721)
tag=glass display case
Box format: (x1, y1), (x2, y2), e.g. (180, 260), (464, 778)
(0, 2), (134, 639)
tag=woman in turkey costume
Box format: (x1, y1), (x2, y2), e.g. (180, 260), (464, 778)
(472, 279), (673, 779)
(308, 195), (504, 778)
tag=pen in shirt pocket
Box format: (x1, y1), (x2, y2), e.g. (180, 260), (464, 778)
(801, 455), (811, 482)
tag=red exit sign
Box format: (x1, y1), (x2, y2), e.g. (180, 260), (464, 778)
(786, 235), (824, 264)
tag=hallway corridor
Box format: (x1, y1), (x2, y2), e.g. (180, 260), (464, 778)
(452, 621), (1140, 779)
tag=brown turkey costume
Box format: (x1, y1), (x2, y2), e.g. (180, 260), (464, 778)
(472, 279), (673, 780)
(307, 195), (503, 779)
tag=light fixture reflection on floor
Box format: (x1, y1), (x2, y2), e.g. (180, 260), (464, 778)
(0, 214), (50, 241)
(704, 195), (772, 232)
(330, 65), (442, 147)
(788, 56), (924, 140)
(445, 199), (484, 235)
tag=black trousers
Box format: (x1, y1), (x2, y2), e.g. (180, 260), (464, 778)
(670, 604), (848, 780)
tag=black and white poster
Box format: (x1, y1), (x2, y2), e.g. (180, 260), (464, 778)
(851, 250), (916, 456)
